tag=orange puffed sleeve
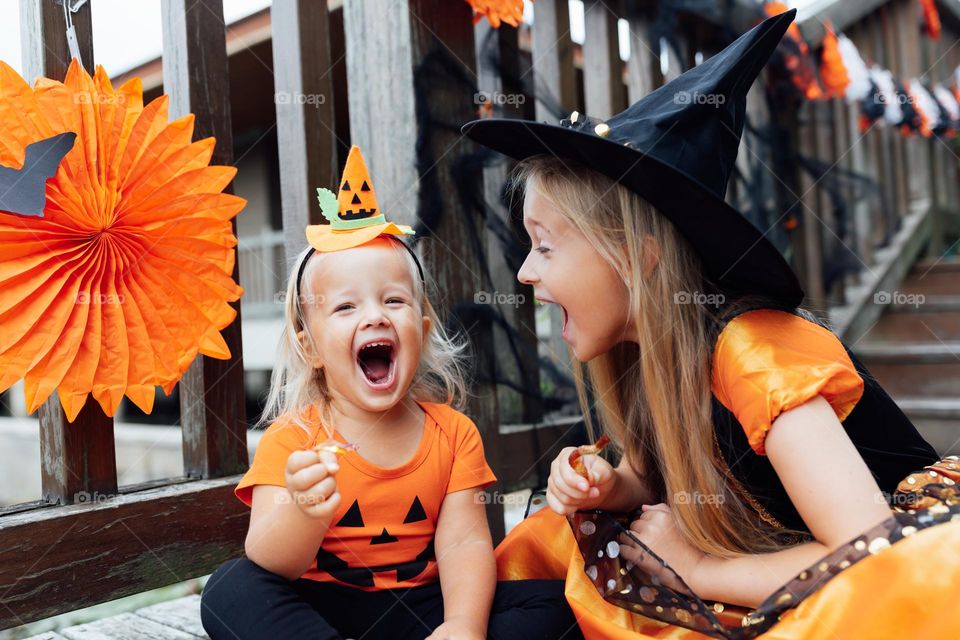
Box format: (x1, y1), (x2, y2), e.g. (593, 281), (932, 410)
(235, 416), (316, 507)
(711, 309), (864, 456)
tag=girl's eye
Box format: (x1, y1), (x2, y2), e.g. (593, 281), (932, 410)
(334, 303), (354, 312)
(386, 297), (406, 305)
(535, 245), (551, 254)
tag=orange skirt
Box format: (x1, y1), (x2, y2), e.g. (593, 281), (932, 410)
(496, 460), (960, 639)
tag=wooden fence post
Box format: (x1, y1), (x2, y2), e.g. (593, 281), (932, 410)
(343, 0), (505, 540)
(20, 0), (119, 506)
(474, 20), (543, 427)
(162, 0), (248, 479)
(531, 0), (577, 123)
(271, 0), (339, 270)
(625, 2), (658, 102)
(583, 0), (626, 118)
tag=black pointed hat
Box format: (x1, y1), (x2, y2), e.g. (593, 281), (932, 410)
(462, 9), (804, 307)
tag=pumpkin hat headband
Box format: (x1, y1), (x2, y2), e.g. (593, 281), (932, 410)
(297, 146), (421, 299)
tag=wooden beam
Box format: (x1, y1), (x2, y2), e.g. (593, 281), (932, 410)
(497, 418), (587, 491)
(344, 0), (504, 540)
(19, 0), (119, 507)
(161, 0), (248, 479)
(19, 0), (94, 81)
(0, 477), (247, 628)
(582, 0), (626, 118)
(625, 3), (658, 102)
(270, 0), (339, 270)
(531, 0), (577, 123)
(474, 20), (543, 427)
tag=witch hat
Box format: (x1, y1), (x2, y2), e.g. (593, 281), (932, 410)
(462, 9), (804, 307)
(305, 145), (414, 253)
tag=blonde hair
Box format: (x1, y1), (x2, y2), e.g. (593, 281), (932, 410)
(257, 238), (469, 435)
(515, 155), (807, 557)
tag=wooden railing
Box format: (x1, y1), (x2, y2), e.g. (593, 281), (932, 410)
(2, 0), (958, 629)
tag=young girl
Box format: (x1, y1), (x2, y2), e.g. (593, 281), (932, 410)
(463, 9), (960, 639)
(200, 146), (582, 640)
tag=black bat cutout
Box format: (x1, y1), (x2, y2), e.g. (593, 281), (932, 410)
(0, 132), (76, 217)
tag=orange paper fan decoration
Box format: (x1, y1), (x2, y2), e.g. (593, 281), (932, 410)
(0, 59), (245, 422)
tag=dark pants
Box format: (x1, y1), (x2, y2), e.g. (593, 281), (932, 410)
(201, 556), (584, 640)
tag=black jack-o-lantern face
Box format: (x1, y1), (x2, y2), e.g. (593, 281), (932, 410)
(315, 495), (435, 588)
(337, 178), (378, 221)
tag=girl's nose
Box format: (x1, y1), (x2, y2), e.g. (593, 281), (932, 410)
(361, 305), (391, 329)
(517, 252), (538, 285)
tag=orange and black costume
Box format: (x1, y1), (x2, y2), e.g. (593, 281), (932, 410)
(495, 309), (960, 639)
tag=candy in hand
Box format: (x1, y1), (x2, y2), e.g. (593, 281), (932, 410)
(569, 435), (610, 478)
(313, 440), (359, 457)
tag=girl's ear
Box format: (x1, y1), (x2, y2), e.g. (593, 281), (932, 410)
(297, 329), (324, 369)
(421, 314), (432, 341)
(640, 234), (660, 279)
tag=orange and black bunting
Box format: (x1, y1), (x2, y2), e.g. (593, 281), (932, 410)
(464, 0), (525, 28)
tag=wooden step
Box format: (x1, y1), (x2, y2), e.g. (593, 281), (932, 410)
(23, 595), (208, 640)
(911, 256), (960, 276)
(896, 271), (960, 297)
(884, 295), (960, 313)
(896, 398), (960, 454)
(859, 361), (960, 398)
(909, 418), (960, 456)
(854, 342), (960, 364)
(861, 310), (960, 342)
(895, 397), (960, 420)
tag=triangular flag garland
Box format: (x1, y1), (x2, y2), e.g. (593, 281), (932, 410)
(464, 0), (526, 29)
(819, 21), (849, 99)
(763, 1), (960, 140)
(920, 0), (942, 40)
(461, 0), (958, 139)
(765, 2), (824, 100)
(0, 59), (245, 422)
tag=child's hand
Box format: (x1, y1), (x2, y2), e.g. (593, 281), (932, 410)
(618, 503), (706, 591)
(425, 616), (485, 640)
(284, 449), (341, 519)
(546, 446), (616, 515)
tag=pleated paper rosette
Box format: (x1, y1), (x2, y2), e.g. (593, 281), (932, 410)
(0, 59), (245, 422)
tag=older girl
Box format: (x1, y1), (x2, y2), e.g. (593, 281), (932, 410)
(464, 9), (960, 639)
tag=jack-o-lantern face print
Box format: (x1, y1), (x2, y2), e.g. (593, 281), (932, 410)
(336, 149), (380, 222)
(338, 178), (377, 221)
(315, 494), (435, 588)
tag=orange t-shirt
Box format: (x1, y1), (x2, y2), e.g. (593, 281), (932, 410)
(235, 402), (497, 591)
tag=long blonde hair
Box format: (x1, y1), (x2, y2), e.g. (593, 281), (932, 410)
(515, 155), (807, 557)
(257, 238), (469, 434)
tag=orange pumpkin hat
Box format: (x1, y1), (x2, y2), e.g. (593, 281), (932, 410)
(304, 145), (414, 253)
(297, 146), (420, 303)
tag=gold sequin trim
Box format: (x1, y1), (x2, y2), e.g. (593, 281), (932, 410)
(712, 431), (789, 531)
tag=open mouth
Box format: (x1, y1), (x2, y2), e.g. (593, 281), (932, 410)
(537, 297), (570, 335)
(356, 340), (397, 390)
